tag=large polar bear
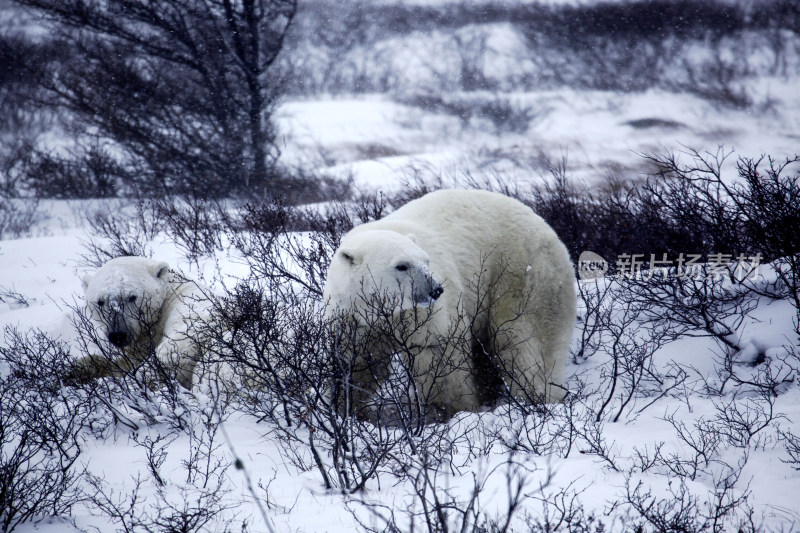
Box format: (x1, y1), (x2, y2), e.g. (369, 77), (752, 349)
(323, 189), (576, 419)
(73, 256), (208, 388)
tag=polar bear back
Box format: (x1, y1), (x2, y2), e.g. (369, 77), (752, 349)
(348, 188), (572, 306)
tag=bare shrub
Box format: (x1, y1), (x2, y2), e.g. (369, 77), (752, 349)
(194, 274), (461, 493)
(83, 402), (242, 533)
(571, 278), (614, 364)
(392, 154), (719, 273)
(0, 286), (31, 310)
(149, 196), (226, 265)
(80, 199), (160, 266)
(18, 141), (125, 199)
(397, 92), (538, 134)
(86, 472), (240, 533)
(526, 148), (799, 284)
(673, 38), (755, 109)
(353, 453), (542, 533)
(0, 328), (86, 532)
(78, 164), (354, 269)
(64, 300), (197, 432)
(591, 282), (673, 423)
(226, 207), (341, 300)
(780, 429), (800, 471)
(655, 413), (723, 482)
(0, 197), (42, 240)
(622, 269), (755, 371)
(523, 482), (607, 533)
(279, 0), (800, 101)
(1, 302), (243, 532)
(0, 137), (35, 197)
(616, 465), (754, 533)
(643, 149), (800, 340)
(186, 196), (415, 493)
(711, 390), (784, 450)
(485, 377), (617, 469)
(643, 150), (800, 259)
(261, 165), (354, 205)
(735, 157), (800, 340)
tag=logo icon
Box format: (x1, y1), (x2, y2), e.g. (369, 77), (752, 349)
(578, 251), (608, 280)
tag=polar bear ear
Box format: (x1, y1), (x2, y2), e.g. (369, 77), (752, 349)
(339, 250), (361, 266)
(81, 273), (94, 292)
(151, 261), (171, 280)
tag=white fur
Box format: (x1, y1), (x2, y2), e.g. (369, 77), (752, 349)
(323, 189), (576, 416)
(81, 256), (208, 388)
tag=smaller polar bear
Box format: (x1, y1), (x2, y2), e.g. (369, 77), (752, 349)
(323, 189), (576, 419)
(74, 256), (208, 388)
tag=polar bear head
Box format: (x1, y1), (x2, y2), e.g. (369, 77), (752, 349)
(82, 257), (171, 348)
(324, 229), (444, 312)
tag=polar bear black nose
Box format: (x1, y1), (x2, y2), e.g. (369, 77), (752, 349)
(430, 286), (444, 301)
(108, 331), (130, 348)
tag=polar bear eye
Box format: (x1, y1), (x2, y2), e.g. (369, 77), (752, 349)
(97, 299), (105, 307)
(395, 263), (409, 272)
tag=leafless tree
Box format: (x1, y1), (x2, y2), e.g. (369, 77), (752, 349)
(14, 0), (297, 197)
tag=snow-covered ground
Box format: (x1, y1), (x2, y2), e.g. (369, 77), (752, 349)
(2, 4), (800, 533)
(276, 76), (800, 192)
(3, 202), (800, 531)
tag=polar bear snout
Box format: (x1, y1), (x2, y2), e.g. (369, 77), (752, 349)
(430, 285), (444, 301)
(106, 312), (135, 347)
(413, 277), (444, 308)
(108, 330), (131, 348)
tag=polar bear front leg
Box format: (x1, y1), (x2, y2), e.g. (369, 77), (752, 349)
(64, 346), (148, 385)
(155, 300), (208, 389)
(340, 347), (394, 418)
(64, 354), (123, 384)
(410, 345), (481, 418)
(154, 333), (199, 389)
